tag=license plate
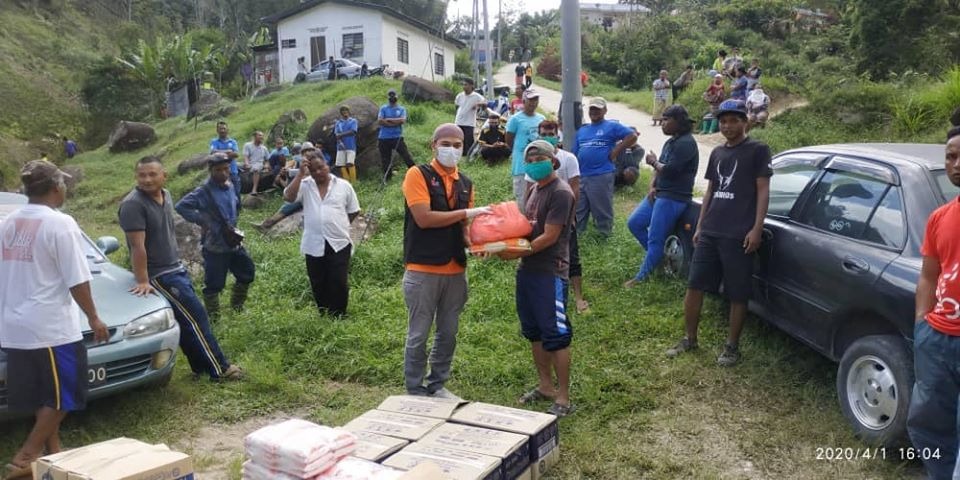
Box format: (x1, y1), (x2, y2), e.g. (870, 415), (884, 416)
(87, 364), (107, 387)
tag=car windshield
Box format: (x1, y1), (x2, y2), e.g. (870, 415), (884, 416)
(932, 169), (957, 204)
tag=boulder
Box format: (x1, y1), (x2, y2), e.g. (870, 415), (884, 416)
(266, 211), (303, 237)
(188, 90), (222, 119)
(402, 76), (454, 103)
(61, 165), (84, 197)
(265, 211), (376, 244)
(107, 121), (156, 153)
(178, 153), (215, 175)
(269, 109), (308, 144)
(201, 104), (239, 122)
(173, 213), (203, 278)
(253, 85), (284, 99)
(238, 170), (277, 194)
(241, 194), (267, 210)
(307, 97), (382, 176)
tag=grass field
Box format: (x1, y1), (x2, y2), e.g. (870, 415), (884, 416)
(0, 79), (926, 479)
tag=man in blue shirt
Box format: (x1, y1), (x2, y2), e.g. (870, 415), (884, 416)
(64, 137), (79, 159)
(209, 121), (241, 203)
(572, 97), (638, 237)
(377, 89), (414, 182)
(505, 89), (545, 210)
(175, 156), (255, 321)
(335, 105), (359, 184)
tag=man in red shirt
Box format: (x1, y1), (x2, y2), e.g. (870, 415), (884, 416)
(909, 126), (960, 479)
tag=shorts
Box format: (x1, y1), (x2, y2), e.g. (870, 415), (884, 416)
(249, 160), (264, 172)
(516, 269), (572, 351)
(687, 233), (754, 302)
(336, 150), (356, 167)
(5, 341), (88, 412)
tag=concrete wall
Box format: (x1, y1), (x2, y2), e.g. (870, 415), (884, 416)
(380, 15), (457, 81)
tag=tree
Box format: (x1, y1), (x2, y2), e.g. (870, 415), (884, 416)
(848, 0), (939, 79)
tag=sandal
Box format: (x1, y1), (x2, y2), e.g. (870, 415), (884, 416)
(517, 388), (553, 405)
(3, 463), (31, 480)
(547, 402), (577, 418)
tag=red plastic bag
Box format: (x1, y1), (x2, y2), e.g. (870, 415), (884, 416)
(468, 201), (533, 245)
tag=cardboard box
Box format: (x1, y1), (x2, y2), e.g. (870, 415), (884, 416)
(351, 430), (410, 462)
(450, 403), (558, 480)
(32, 437), (193, 480)
(398, 462), (446, 480)
(383, 443), (502, 480)
(343, 410), (444, 441)
(418, 423), (530, 480)
(377, 395), (464, 420)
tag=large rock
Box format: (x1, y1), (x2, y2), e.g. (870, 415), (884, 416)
(402, 76), (454, 103)
(188, 90), (222, 119)
(266, 211), (303, 237)
(178, 153), (215, 175)
(107, 121), (156, 153)
(269, 109), (308, 144)
(241, 194), (267, 210)
(264, 211), (376, 244)
(61, 165), (83, 197)
(238, 170), (277, 194)
(201, 104), (239, 122)
(306, 97), (382, 176)
(253, 85), (284, 98)
(173, 213), (203, 278)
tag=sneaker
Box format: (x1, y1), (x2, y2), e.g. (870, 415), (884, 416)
(665, 337), (698, 358)
(717, 344), (741, 367)
(428, 388), (463, 401)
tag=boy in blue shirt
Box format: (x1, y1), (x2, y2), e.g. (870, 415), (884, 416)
(335, 105), (359, 183)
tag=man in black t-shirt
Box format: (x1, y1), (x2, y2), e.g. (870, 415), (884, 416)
(665, 99), (772, 367)
(478, 113), (510, 165)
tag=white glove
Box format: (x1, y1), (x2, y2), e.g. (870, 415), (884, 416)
(465, 206), (493, 219)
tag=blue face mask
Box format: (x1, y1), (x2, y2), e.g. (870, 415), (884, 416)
(525, 159), (554, 181)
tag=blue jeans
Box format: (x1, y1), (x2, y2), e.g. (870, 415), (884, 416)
(577, 172), (615, 236)
(230, 174), (242, 205)
(202, 247), (256, 295)
(151, 269), (231, 379)
(626, 196), (688, 281)
(280, 201), (303, 216)
(908, 320), (960, 480)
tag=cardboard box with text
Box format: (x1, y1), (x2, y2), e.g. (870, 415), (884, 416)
(418, 423), (530, 480)
(449, 403), (559, 480)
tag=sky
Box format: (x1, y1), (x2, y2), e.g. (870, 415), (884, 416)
(446, 0), (623, 19)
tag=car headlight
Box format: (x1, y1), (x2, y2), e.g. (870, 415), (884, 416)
(124, 308), (176, 338)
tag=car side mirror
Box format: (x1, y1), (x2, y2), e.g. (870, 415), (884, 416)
(96, 236), (120, 255)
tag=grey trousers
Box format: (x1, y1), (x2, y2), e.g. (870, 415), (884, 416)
(512, 175), (529, 212)
(577, 172), (615, 236)
(403, 270), (468, 394)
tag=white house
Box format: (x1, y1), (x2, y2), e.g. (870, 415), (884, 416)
(263, 0), (465, 84)
(580, 2), (650, 30)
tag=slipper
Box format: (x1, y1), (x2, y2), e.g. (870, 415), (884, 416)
(517, 388), (553, 405)
(576, 299), (590, 314)
(3, 463), (31, 480)
(547, 402), (577, 418)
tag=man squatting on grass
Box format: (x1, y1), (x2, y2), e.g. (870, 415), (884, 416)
(666, 99), (771, 367)
(908, 126), (960, 480)
(499, 140), (577, 417)
(401, 123), (492, 397)
(0, 161), (110, 479)
(119, 156), (243, 381)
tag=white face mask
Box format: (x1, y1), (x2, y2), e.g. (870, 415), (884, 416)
(436, 146), (462, 167)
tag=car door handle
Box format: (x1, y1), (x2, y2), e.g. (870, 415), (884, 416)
(842, 256), (869, 273)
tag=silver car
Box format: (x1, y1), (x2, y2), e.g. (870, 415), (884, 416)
(0, 193), (180, 417)
(306, 58), (362, 81)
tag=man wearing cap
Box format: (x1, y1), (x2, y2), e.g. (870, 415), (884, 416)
(477, 112), (510, 165)
(118, 156), (243, 381)
(0, 161), (109, 479)
(666, 99), (771, 366)
(378, 89), (415, 181)
(209, 121), (241, 203)
(625, 105), (699, 287)
(498, 139), (577, 417)
(175, 155), (255, 321)
(242, 131), (269, 196)
(572, 97), (638, 237)
(401, 123), (491, 398)
(335, 105), (359, 184)
(454, 78), (486, 155)
(506, 88), (545, 210)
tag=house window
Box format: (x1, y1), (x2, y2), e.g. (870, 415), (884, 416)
(397, 38), (410, 64)
(434, 52), (445, 75)
(281, 39), (296, 49)
(342, 33), (363, 58)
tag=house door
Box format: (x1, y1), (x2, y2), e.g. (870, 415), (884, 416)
(310, 36), (326, 69)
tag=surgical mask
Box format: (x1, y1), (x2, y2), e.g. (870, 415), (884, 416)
(436, 146), (462, 167)
(542, 135), (559, 146)
(525, 160), (554, 181)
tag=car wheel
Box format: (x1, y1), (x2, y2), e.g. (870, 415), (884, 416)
(836, 335), (913, 447)
(662, 228), (693, 278)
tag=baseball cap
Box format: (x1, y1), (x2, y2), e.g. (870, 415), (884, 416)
(662, 105), (695, 123)
(522, 89), (540, 100)
(21, 159), (71, 188)
(588, 97), (607, 109)
(524, 139), (556, 158)
(716, 99), (748, 118)
(301, 141), (316, 151)
(207, 155), (232, 167)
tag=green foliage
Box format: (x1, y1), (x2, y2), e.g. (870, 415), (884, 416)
(454, 49), (473, 76)
(891, 97), (935, 137)
(703, 0), (793, 37)
(80, 57), (155, 145)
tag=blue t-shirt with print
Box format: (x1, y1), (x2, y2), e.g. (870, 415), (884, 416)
(378, 104), (406, 139)
(505, 111), (545, 176)
(335, 118), (359, 151)
(572, 120), (634, 177)
(209, 137), (240, 176)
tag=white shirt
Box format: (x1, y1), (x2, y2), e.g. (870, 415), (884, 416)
(0, 204), (91, 349)
(524, 148), (581, 184)
(296, 176), (361, 257)
(243, 142), (270, 168)
(455, 91), (486, 127)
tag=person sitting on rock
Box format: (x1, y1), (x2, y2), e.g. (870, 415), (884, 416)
(268, 137), (290, 189)
(256, 142), (320, 231)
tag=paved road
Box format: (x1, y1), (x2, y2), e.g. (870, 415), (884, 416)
(494, 64), (714, 191)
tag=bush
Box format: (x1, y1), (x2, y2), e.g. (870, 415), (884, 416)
(537, 45), (561, 81)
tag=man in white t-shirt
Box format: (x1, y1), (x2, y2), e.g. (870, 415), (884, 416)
(282, 150), (361, 317)
(242, 131), (270, 195)
(0, 160), (108, 478)
(454, 78), (486, 156)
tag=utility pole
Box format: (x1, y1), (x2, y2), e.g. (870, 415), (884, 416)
(560, 0), (582, 151)
(472, 0), (480, 85)
(497, 0), (502, 62)
(482, 0), (494, 93)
